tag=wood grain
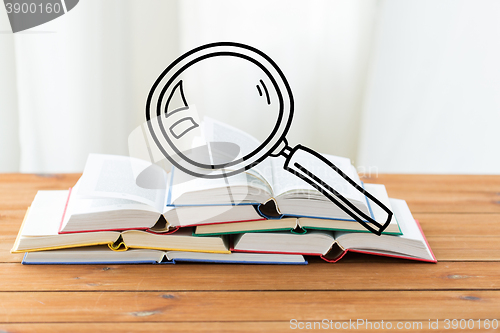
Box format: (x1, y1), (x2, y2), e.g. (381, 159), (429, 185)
(363, 174), (500, 213)
(1, 174), (499, 331)
(0, 322), (493, 333)
(415, 213), (500, 236)
(0, 174), (79, 210)
(0, 261), (498, 291)
(427, 236), (500, 261)
(0, 323), (286, 333)
(0, 290), (498, 323)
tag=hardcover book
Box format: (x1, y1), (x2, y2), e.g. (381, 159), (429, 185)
(22, 245), (307, 265)
(11, 190), (230, 254)
(231, 199), (436, 263)
(194, 184), (401, 236)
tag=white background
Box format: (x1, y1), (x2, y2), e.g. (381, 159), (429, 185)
(0, 0), (499, 174)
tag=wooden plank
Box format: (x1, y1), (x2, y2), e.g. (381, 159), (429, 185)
(363, 174), (500, 213)
(427, 236), (500, 261)
(414, 213), (500, 260)
(0, 210), (26, 234)
(0, 210), (27, 263)
(1, 321), (488, 333)
(0, 238), (24, 263)
(0, 174), (80, 210)
(0, 290), (498, 322)
(0, 323), (286, 333)
(413, 214), (500, 261)
(0, 261), (499, 292)
(415, 213), (500, 237)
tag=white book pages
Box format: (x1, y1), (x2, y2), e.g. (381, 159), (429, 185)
(271, 154), (365, 204)
(76, 154), (167, 211)
(21, 190), (69, 236)
(335, 199), (433, 260)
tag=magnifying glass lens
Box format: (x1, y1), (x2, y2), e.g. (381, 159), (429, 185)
(163, 55), (281, 169)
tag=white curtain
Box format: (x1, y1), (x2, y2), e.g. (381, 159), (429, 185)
(178, 0), (377, 161)
(1, 0), (499, 174)
(0, 0), (376, 172)
(0, 7), (20, 171)
(357, 0), (500, 174)
(0, 0), (180, 172)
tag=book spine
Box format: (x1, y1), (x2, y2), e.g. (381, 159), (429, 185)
(256, 198), (284, 219)
(320, 250), (348, 263)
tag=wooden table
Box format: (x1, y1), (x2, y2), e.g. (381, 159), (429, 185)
(1, 174), (499, 332)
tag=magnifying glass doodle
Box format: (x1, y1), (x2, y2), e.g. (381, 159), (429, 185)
(145, 42), (392, 235)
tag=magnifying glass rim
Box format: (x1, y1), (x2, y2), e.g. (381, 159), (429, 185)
(146, 42), (294, 179)
(156, 52), (284, 169)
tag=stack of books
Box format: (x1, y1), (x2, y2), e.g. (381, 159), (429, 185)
(11, 120), (436, 265)
(11, 152), (435, 265)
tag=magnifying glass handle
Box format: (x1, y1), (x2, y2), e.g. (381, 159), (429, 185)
(281, 144), (393, 236)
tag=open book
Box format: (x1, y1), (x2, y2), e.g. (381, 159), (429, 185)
(168, 118), (378, 224)
(22, 245), (307, 265)
(194, 184), (401, 235)
(232, 198), (436, 263)
(58, 153), (263, 233)
(62, 117), (392, 233)
(11, 190), (229, 254)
